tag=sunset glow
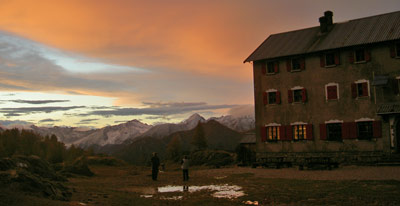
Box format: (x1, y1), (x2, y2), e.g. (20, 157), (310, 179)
(0, 0), (399, 127)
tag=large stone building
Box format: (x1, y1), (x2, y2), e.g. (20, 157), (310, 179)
(244, 11), (400, 162)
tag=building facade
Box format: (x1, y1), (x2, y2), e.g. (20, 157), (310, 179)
(244, 11), (400, 161)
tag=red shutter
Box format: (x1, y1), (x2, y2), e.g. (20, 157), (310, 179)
(327, 85), (337, 100)
(320, 123), (327, 140)
(306, 124), (313, 140)
(263, 92), (268, 105)
(342, 122), (357, 139)
(274, 62), (279, 73)
(286, 60), (291, 72)
(279, 126), (285, 140)
(348, 122), (357, 139)
(301, 88), (307, 102)
(300, 58), (305, 70)
(373, 120), (382, 138)
(276, 91), (281, 104)
(348, 51), (354, 64)
(362, 82), (369, 97)
(285, 125), (293, 141)
(351, 83), (357, 98)
(260, 126), (267, 142)
(288, 89), (293, 103)
(365, 49), (371, 62)
(390, 45), (396, 58)
(261, 62), (266, 75)
(334, 52), (340, 65)
(320, 55), (325, 67)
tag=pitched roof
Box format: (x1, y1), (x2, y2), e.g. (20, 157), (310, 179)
(244, 11), (400, 63)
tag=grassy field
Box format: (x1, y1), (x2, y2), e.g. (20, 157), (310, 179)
(1, 164), (400, 206)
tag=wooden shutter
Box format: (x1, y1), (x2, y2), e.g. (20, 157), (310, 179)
(276, 91), (281, 104)
(320, 55), (325, 67)
(327, 85), (337, 100)
(263, 92), (268, 105)
(285, 125), (293, 140)
(300, 58), (305, 70)
(261, 62), (266, 75)
(390, 45), (396, 58)
(351, 83), (357, 98)
(274, 62), (279, 73)
(279, 126), (285, 140)
(348, 51), (354, 64)
(286, 60), (291, 72)
(301, 88), (307, 102)
(334, 52), (340, 65)
(373, 120), (382, 138)
(306, 124), (313, 140)
(288, 89), (293, 103)
(319, 123), (327, 140)
(342, 122), (357, 139)
(365, 49), (371, 62)
(260, 126), (267, 142)
(362, 82), (369, 97)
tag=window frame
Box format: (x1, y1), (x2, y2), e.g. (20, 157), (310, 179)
(291, 58), (302, 71)
(325, 52), (336, 67)
(266, 125), (280, 141)
(293, 89), (303, 103)
(267, 62), (275, 74)
(326, 123), (343, 141)
(353, 80), (370, 98)
(264, 89), (280, 105)
(354, 48), (366, 63)
(356, 121), (373, 140)
(325, 83), (339, 101)
(396, 42), (400, 58)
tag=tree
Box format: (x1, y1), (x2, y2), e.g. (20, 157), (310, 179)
(166, 135), (182, 161)
(191, 123), (207, 150)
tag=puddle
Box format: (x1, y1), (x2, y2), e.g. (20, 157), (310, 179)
(214, 176), (227, 179)
(140, 195), (153, 198)
(157, 184), (245, 199)
(160, 196), (183, 200)
(243, 200), (259, 205)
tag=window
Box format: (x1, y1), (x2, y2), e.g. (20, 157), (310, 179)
(392, 43), (400, 58)
(396, 43), (400, 57)
(293, 89), (302, 102)
(357, 121), (373, 140)
(350, 48), (370, 63)
(267, 62), (275, 74)
(293, 125), (307, 140)
(288, 87), (307, 103)
(351, 80), (369, 98)
(286, 57), (305, 72)
(327, 123), (342, 141)
(263, 90), (281, 105)
(355, 49), (365, 62)
(267, 126), (280, 141)
(325, 83), (339, 100)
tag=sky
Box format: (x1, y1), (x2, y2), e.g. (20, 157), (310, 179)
(0, 0), (399, 128)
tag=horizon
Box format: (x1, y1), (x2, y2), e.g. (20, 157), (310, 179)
(1, 0), (399, 127)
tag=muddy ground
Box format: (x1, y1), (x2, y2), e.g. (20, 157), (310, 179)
(1, 165), (400, 206)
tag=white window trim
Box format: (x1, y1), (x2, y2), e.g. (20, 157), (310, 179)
(291, 86), (304, 90)
(355, 117), (375, 122)
(265, 123), (281, 127)
(266, 89), (277, 93)
(325, 82), (339, 101)
(290, 121), (307, 126)
(325, 119), (343, 124)
(354, 79), (370, 97)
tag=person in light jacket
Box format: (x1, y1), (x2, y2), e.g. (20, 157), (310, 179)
(181, 155), (189, 181)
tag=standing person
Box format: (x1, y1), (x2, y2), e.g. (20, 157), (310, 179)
(181, 155), (189, 181)
(151, 152), (160, 181)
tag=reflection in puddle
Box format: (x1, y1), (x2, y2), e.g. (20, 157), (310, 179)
(243, 200), (259, 205)
(157, 184), (245, 199)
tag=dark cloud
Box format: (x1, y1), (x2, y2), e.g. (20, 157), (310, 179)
(11, 100), (70, 104)
(0, 106), (85, 117)
(79, 118), (99, 123)
(83, 102), (236, 117)
(0, 120), (33, 126)
(38, 118), (59, 123)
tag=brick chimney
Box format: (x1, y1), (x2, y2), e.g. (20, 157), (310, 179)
(319, 11), (333, 33)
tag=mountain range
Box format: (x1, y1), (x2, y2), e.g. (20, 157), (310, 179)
(0, 114), (254, 148)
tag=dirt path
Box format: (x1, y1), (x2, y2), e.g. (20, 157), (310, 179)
(195, 166), (400, 180)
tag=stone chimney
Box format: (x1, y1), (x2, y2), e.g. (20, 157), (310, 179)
(319, 11), (333, 33)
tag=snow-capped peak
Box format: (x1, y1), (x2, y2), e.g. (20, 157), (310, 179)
(182, 113), (206, 127)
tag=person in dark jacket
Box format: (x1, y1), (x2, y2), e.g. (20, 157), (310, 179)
(181, 155), (189, 181)
(151, 152), (160, 181)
